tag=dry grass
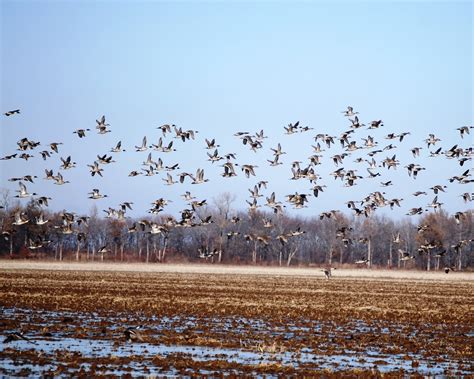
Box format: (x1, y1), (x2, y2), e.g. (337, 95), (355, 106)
(1, 260), (472, 281)
(0, 263), (473, 376)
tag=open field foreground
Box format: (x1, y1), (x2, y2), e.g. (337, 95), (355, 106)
(0, 264), (473, 377)
(1, 260), (474, 280)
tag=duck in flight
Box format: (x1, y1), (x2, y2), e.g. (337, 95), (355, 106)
(15, 182), (37, 198)
(73, 128), (90, 138)
(88, 188), (108, 199)
(135, 136), (148, 152)
(4, 109), (20, 117)
(342, 106), (358, 117)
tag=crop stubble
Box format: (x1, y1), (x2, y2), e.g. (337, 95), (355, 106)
(0, 267), (473, 376)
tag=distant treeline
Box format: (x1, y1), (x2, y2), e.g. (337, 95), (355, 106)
(0, 194), (472, 271)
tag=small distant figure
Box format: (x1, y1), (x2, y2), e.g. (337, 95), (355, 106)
(341, 106), (359, 117)
(198, 246), (221, 259)
(444, 267), (455, 274)
(73, 128), (90, 138)
(124, 326), (144, 342)
(97, 244), (109, 254)
(4, 331), (35, 344)
(321, 267), (335, 279)
(4, 109), (20, 117)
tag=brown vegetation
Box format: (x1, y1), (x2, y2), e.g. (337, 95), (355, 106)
(1, 195), (472, 271)
(0, 267), (472, 376)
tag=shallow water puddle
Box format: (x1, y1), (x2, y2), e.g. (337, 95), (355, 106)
(0, 336), (469, 376)
(0, 307), (471, 376)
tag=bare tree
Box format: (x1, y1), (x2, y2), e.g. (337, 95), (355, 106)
(212, 192), (236, 262)
(416, 212), (446, 271)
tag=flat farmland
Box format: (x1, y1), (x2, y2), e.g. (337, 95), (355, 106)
(0, 262), (473, 377)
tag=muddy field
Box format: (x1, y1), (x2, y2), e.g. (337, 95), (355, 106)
(0, 263), (473, 377)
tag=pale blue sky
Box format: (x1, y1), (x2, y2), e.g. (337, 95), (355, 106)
(1, 1), (472, 219)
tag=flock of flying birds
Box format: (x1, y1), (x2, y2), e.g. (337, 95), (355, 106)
(1, 106), (473, 264)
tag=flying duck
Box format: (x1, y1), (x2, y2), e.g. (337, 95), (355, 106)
(88, 188), (108, 199)
(73, 128), (90, 138)
(341, 106), (358, 117)
(4, 109), (20, 117)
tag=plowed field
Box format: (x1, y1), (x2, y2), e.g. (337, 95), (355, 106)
(1, 264), (472, 377)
